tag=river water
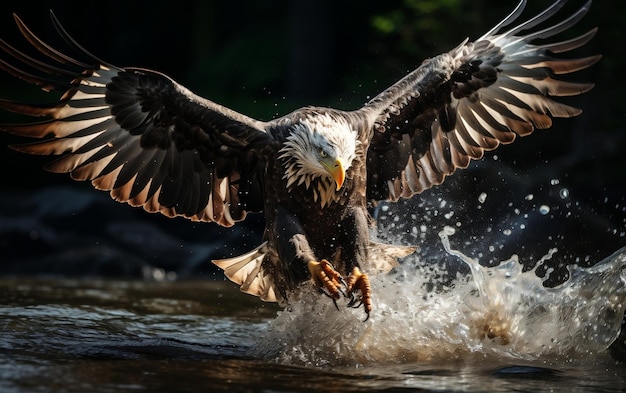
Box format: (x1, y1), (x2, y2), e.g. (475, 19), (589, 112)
(2, 244), (625, 393)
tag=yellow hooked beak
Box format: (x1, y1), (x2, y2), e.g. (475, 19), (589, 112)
(322, 157), (346, 191)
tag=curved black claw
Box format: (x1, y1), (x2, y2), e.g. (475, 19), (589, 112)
(347, 297), (362, 309)
(345, 267), (372, 321)
(320, 287), (341, 310)
(347, 296), (369, 321)
(337, 276), (348, 297)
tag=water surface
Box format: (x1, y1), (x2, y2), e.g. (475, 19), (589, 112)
(1, 271), (624, 393)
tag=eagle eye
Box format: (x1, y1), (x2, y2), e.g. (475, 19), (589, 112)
(319, 149), (328, 158)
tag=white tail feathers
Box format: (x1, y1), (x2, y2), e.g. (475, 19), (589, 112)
(212, 242), (280, 302)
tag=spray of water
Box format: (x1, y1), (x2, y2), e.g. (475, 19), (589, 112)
(254, 228), (626, 367)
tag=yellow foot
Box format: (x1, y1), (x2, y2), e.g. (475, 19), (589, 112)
(346, 267), (372, 321)
(308, 259), (344, 301)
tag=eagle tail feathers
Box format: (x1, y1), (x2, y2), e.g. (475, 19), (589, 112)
(212, 241), (280, 303)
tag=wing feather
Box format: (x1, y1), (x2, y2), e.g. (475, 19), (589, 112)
(0, 13), (275, 226)
(363, 0), (598, 202)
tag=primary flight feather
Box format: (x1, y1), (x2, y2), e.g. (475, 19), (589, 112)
(0, 0), (599, 319)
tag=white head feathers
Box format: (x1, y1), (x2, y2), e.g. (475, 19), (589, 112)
(279, 113), (358, 207)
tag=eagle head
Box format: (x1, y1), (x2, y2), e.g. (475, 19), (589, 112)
(279, 113), (358, 204)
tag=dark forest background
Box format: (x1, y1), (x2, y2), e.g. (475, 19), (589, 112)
(0, 0), (624, 279)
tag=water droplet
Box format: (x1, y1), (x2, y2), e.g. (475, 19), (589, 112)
(550, 179), (560, 185)
(539, 205), (550, 215)
(478, 192), (487, 203)
(559, 188), (569, 199)
(525, 194), (534, 201)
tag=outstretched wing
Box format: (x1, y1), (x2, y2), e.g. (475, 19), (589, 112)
(0, 12), (274, 226)
(363, 0), (600, 202)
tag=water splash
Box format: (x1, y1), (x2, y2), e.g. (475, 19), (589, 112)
(254, 229), (626, 367)
(438, 226), (626, 358)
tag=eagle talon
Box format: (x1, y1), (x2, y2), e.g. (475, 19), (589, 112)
(346, 291), (359, 307)
(346, 267), (372, 319)
(347, 298), (362, 309)
(345, 289), (355, 303)
(308, 259), (343, 300)
(338, 276), (348, 295)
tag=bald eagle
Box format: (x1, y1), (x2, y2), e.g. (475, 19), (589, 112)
(0, 0), (598, 319)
